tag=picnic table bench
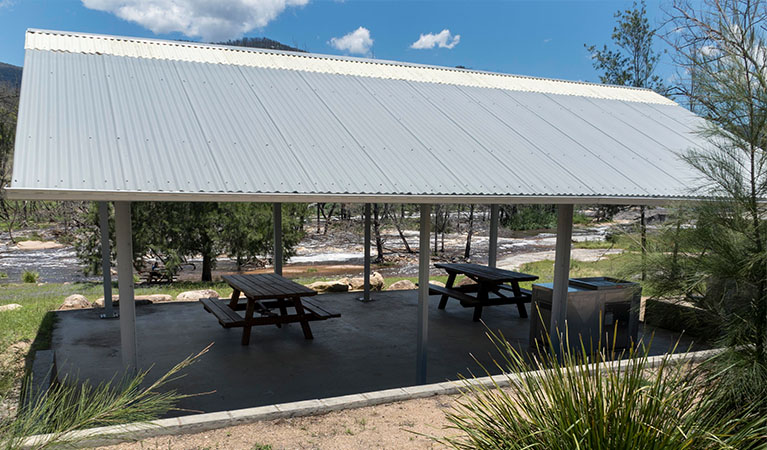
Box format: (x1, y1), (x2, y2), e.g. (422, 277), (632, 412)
(200, 273), (340, 345)
(429, 263), (538, 322)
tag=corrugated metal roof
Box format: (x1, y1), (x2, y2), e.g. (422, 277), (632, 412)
(8, 29), (710, 203)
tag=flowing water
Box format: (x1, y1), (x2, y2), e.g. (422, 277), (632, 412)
(0, 226), (610, 284)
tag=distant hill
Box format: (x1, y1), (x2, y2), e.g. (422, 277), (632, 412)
(216, 37), (305, 53)
(0, 62), (22, 89)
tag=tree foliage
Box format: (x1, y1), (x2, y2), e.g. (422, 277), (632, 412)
(586, 0), (666, 92)
(75, 202), (306, 282)
(640, 0), (767, 416)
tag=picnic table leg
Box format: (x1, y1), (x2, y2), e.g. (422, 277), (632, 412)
(274, 299), (288, 329)
(438, 273), (456, 310)
(510, 282), (528, 318)
(474, 284), (489, 322)
(229, 289), (241, 309)
(291, 296), (314, 340)
(241, 299), (255, 345)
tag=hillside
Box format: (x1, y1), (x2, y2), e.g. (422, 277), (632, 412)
(0, 62), (22, 88)
(216, 37), (304, 53)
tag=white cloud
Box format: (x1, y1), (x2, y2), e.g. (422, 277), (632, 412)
(81, 0), (309, 42)
(410, 29), (460, 50)
(329, 26), (373, 55)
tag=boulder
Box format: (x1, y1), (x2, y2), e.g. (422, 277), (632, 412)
(93, 295), (158, 307)
(387, 280), (417, 291)
(348, 277), (365, 291)
(456, 277), (477, 287)
(0, 303), (22, 312)
(307, 280), (349, 293)
(347, 271), (385, 291)
(59, 294), (91, 310)
(137, 294), (173, 302)
(371, 272), (385, 291)
(176, 290), (220, 301)
(430, 280), (446, 287)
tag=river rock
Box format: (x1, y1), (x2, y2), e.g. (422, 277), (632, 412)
(387, 280), (417, 291)
(15, 240), (65, 250)
(176, 290), (220, 301)
(0, 304), (22, 312)
(59, 294), (91, 310)
(308, 280), (349, 293)
(348, 272), (385, 291)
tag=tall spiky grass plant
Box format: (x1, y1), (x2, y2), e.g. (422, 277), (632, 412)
(439, 331), (766, 449)
(0, 345), (210, 450)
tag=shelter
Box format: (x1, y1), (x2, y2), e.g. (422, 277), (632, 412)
(8, 29), (709, 384)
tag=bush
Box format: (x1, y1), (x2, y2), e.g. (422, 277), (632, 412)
(501, 205), (557, 230)
(21, 270), (39, 284)
(438, 332), (766, 449)
(0, 345), (210, 449)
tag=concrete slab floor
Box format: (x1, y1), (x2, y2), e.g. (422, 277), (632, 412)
(51, 291), (701, 417)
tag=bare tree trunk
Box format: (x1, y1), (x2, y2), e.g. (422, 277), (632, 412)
(202, 252), (213, 282)
(316, 203), (321, 233)
(464, 204), (474, 260)
(433, 205), (439, 253)
(321, 203), (336, 235)
(385, 205), (413, 253)
(373, 203), (384, 263)
(640, 206), (647, 281)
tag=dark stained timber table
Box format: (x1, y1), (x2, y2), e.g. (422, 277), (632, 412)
(200, 273), (340, 345)
(429, 263), (539, 322)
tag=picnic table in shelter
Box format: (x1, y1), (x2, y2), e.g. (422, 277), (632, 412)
(200, 273), (340, 345)
(429, 263), (539, 321)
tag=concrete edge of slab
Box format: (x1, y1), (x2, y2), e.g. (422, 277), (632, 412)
(19, 346), (720, 449)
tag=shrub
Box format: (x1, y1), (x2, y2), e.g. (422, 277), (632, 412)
(438, 332), (766, 449)
(0, 345), (210, 449)
(21, 271), (39, 284)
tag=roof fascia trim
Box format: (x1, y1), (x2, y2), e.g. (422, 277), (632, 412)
(5, 188), (698, 206)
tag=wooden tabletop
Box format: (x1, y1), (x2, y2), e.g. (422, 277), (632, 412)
(223, 273), (317, 300)
(434, 263), (538, 283)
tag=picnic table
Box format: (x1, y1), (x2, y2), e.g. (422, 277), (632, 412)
(200, 273), (340, 345)
(429, 263), (539, 322)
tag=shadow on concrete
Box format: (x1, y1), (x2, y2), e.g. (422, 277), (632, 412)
(50, 291), (702, 417)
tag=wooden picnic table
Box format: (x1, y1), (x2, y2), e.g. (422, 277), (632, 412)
(200, 273), (340, 345)
(429, 263), (539, 322)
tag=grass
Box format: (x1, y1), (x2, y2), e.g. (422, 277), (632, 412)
(516, 251), (643, 291)
(20, 270), (39, 284)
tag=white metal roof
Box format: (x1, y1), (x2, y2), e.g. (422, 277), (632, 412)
(7, 29), (709, 204)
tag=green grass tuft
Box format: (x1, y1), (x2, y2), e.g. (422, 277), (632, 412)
(20, 271), (39, 284)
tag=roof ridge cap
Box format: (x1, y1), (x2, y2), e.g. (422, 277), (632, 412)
(25, 28), (662, 96)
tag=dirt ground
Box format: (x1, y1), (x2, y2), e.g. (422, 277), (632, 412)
(100, 395), (460, 450)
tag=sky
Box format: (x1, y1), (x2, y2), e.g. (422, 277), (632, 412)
(0, 0), (675, 84)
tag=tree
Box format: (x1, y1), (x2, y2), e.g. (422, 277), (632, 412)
(76, 202), (306, 282)
(464, 204), (475, 260)
(586, 0), (666, 91)
(647, 0), (767, 414)
(586, 0), (668, 269)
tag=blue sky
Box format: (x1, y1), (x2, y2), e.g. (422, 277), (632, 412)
(0, 0), (674, 84)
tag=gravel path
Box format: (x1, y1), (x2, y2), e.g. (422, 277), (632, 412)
(100, 395), (459, 449)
